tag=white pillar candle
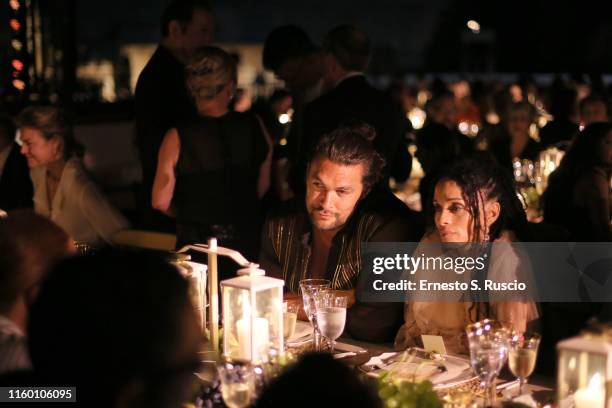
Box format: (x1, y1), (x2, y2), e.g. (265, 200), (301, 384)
(574, 373), (605, 408)
(237, 317), (269, 362)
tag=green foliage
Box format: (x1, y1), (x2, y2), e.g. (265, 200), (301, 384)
(376, 376), (443, 408)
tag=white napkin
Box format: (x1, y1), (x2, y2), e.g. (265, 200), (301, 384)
(427, 357), (470, 385)
(363, 352), (398, 368)
(334, 352), (357, 359)
(511, 393), (538, 408)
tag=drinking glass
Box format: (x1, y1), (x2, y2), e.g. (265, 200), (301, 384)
(283, 300), (299, 341)
(508, 332), (540, 396)
(315, 292), (348, 353)
(217, 362), (255, 408)
(299, 279), (331, 351)
(466, 319), (510, 407)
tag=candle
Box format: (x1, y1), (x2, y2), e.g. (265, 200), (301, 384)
(237, 317), (269, 362)
(574, 373), (605, 408)
(208, 238), (219, 351)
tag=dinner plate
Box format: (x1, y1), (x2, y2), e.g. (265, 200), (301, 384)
(364, 350), (478, 390)
(333, 342), (368, 354)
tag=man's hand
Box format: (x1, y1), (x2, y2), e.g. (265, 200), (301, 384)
(334, 289), (356, 308)
(283, 289), (356, 321)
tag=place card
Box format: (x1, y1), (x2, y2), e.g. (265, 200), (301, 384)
(421, 335), (447, 355)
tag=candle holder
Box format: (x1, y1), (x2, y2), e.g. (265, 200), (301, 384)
(221, 264), (284, 363)
(557, 324), (612, 408)
(177, 240), (284, 364)
(169, 253), (208, 333)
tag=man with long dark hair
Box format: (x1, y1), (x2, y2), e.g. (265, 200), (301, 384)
(260, 124), (421, 342)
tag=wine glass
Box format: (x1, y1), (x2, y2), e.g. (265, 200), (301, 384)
(217, 362), (254, 408)
(508, 332), (540, 396)
(466, 319), (510, 407)
(299, 279), (331, 351)
(315, 292), (348, 353)
(283, 300), (299, 341)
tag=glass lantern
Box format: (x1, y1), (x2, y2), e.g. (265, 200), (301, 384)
(221, 265), (284, 364)
(557, 331), (612, 408)
(170, 253), (208, 332)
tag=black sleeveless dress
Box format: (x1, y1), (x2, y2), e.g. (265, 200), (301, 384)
(173, 111), (267, 260)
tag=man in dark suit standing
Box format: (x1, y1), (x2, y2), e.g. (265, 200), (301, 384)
(135, 0), (213, 230)
(262, 25), (326, 198)
(0, 115), (32, 211)
(300, 25), (411, 191)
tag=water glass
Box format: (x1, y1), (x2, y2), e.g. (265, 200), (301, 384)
(315, 292), (348, 353)
(217, 362), (255, 408)
(466, 319), (510, 407)
(299, 279), (331, 351)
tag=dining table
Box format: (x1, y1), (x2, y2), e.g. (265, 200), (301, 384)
(196, 320), (556, 407)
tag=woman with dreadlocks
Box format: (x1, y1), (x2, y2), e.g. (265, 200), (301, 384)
(395, 154), (539, 354)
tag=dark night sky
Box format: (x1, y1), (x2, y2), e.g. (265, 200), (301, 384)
(74, 0), (612, 72)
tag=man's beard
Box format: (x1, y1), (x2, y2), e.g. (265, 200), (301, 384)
(308, 208), (343, 231)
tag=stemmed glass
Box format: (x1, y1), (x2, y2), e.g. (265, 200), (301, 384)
(283, 300), (299, 341)
(299, 279), (331, 351)
(217, 362), (255, 408)
(508, 332), (540, 396)
(315, 292), (348, 353)
(466, 319), (510, 407)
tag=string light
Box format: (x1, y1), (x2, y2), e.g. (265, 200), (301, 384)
(278, 113), (290, 124)
(9, 18), (20, 31)
(11, 39), (22, 51)
(8, 1), (27, 93)
(12, 79), (26, 90)
(11, 59), (24, 71)
(467, 20), (481, 34)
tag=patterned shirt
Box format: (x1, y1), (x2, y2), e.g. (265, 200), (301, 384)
(259, 189), (423, 342)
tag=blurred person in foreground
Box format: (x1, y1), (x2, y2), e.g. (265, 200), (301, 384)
(260, 124), (422, 343)
(135, 0), (214, 231)
(0, 210), (74, 374)
(395, 155), (539, 355)
(255, 353), (381, 408)
(27, 249), (202, 408)
(17, 106), (129, 245)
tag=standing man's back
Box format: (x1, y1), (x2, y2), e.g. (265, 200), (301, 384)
(302, 25), (411, 188)
(135, 0), (213, 230)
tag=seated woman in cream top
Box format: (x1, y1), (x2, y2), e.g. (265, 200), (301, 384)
(395, 155), (539, 355)
(18, 106), (129, 245)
